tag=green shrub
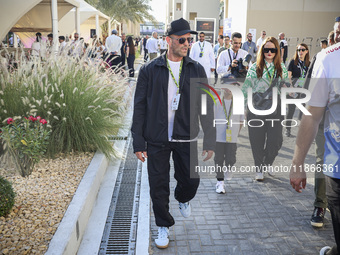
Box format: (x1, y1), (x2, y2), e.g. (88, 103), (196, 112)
(1, 117), (51, 177)
(0, 46), (128, 158)
(0, 176), (16, 217)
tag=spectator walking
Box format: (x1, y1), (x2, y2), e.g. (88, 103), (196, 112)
(146, 32), (159, 61)
(142, 35), (148, 61)
(120, 33), (126, 68)
(242, 36), (288, 181)
(217, 36), (231, 56)
(242, 33), (257, 62)
(256, 30), (266, 51)
(214, 78), (244, 194)
(285, 43), (310, 137)
(131, 17), (215, 249)
(278, 32), (288, 64)
(159, 36), (168, 55)
(31, 32), (42, 58)
(190, 32), (215, 79)
(126, 36), (136, 77)
(105, 29), (122, 71)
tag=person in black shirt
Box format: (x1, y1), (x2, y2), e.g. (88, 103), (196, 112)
(285, 43), (310, 137)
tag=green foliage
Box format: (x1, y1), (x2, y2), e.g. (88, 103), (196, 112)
(1, 117), (51, 177)
(0, 46), (128, 160)
(86, 0), (156, 24)
(0, 176), (16, 217)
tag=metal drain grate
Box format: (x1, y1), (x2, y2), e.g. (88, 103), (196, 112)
(99, 136), (141, 255)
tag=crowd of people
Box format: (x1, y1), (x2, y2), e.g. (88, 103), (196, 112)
(132, 16), (340, 255)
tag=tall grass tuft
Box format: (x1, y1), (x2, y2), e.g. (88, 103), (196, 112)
(0, 46), (129, 158)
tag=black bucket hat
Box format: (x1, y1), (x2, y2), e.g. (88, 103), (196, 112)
(166, 18), (197, 36)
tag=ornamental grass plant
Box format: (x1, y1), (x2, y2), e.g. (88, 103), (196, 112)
(0, 45), (128, 160)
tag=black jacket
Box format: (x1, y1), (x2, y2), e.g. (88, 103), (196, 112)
(131, 54), (216, 153)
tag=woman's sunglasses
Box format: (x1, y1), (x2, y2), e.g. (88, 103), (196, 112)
(297, 49), (307, 52)
(170, 37), (192, 44)
(263, 48), (277, 53)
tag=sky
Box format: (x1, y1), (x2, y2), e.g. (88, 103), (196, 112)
(149, 0), (166, 23)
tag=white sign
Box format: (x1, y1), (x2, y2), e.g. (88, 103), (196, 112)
(223, 18), (232, 37)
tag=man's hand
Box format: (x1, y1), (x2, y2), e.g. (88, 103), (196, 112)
(289, 164), (307, 193)
(211, 68), (215, 72)
(202, 150), (214, 161)
(135, 151), (148, 162)
(231, 59), (238, 68)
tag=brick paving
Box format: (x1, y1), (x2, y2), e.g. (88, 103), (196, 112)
(149, 125), (335, 255)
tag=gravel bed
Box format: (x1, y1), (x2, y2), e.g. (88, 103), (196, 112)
(0, 152), (94, 255)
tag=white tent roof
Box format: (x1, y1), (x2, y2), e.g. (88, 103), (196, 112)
(0, 0), (79, 47)
(59, 0), (110, 37)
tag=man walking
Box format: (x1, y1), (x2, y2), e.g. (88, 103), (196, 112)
(105, 29), (122, 71)
(290, 18), (340, 255)
(131, 17), (215, 249)
(190, 32), (215, 79)
(120, 33), (126, 68)
(242, 33), (257, 62)
(142, 35), (149, 62)
(256, 30), (266, 51)
(279, 32), (288, 64)
(146, 31), (159, 61)
(159, 36), (168, 55)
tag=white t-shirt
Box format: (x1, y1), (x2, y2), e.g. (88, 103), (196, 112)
(214, 98), (245, 143)
(256, 37), (264, 48)
(146, 37), (159, 53)
(308, 42), (340, 179)
(159, 39), (168, 50)
(167, 59), (181, 141)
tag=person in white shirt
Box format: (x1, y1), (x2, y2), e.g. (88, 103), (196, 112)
(256, 30), (266, 51)
(159, 36), (168, 55)
(189, 32), (215, 78)
(214, 79), (244, 194)
(58, 36), (67, 54)
(105, 29), (122, 70)
(31, 32), (42, 58)
(216, 32), (249, 79)
(146, 31), (159, 61)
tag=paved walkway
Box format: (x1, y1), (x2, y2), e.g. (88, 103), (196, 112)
(149, 125), (335, 255)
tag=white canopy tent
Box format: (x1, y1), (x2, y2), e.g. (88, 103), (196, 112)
(0, 0), (80, 49)
(59, 0), (110, 42)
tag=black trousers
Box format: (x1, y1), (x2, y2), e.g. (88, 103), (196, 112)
(120, 53), (126, 67)
(247, 111), (283, 172)
(147, 142), (199, 227)
(127, 55), (135, 77)
(325, 175), (340, 254)
(107, 54), (121, 72)
(214, 142), (237, 181)
(144, 49), (148, 62)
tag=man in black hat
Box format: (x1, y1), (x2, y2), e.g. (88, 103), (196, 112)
(131, 18), (215, 249)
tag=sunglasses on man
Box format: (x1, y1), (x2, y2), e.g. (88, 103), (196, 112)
(170, 37), (192, 44)
(263, 48), (277, 53)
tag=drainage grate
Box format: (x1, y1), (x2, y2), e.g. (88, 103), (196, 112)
(99, 136), (141, 255)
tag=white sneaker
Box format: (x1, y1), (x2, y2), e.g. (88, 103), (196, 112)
(319, 246), (331, 255)
(179, 202), (191, 218)
(215, 181), (226, 194)
(225, 170), (233, 181)
(255, 172), (264, 181)
(267, 166), (276, 176)
(155, 227), (169, 249)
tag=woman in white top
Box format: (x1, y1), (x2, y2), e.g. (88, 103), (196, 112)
(31, 32), (42, 58)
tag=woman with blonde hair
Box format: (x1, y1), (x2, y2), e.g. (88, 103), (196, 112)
(242, 36), (288, 181)
(285, 43), (310, 137)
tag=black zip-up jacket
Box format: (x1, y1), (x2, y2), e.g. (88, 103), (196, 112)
(131, 54), (216, 153)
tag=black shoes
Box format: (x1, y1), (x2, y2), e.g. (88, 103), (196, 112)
(311, 207), (326, 227)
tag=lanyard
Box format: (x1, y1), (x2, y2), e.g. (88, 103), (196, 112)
(199, 42), (205, 52)
(166, 55), (183, 94)
(264, 64), (276, 85)
(222, 97), (233, 129)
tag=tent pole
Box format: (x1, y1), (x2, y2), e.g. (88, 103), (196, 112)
(76, 7), (80, 34)
(51, 0), (58, 55)
(108, 19), (112, 38)
(95, 14), (99, 39)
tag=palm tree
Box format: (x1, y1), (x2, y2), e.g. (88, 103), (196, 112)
(86, 0), (156, 24)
